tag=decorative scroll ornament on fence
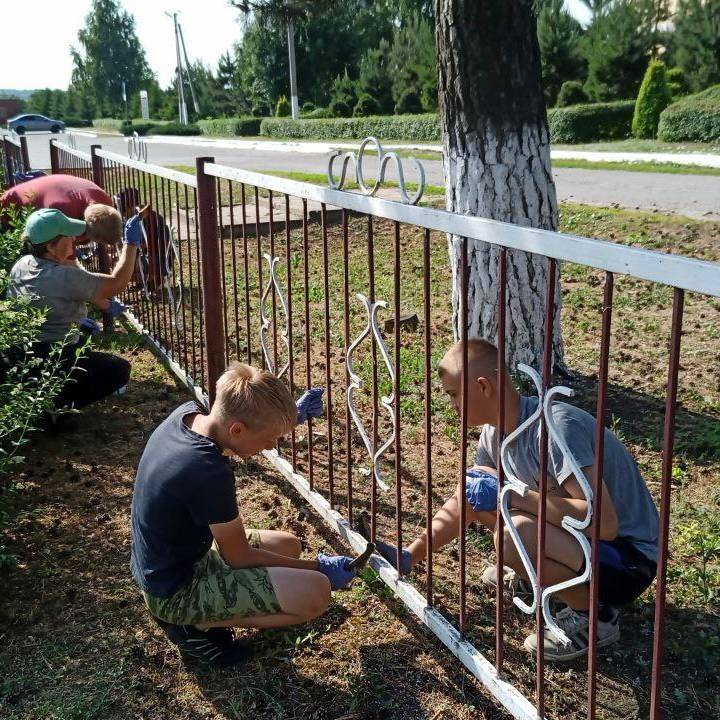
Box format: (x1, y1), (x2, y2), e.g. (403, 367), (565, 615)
(67, 133), (77, 150)
(127, 131), (148, 163)
(327, 136), (426, 205)
(346, 293), (396, 492)
(260, 253), (290, 378)
(499, 363), (594, 647)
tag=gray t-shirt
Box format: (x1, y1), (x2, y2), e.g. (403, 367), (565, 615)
(476, 395), (659, 562)
(7, 255), (103, 342)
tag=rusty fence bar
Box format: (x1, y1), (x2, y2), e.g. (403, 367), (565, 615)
(2, 132), (30, 187)
(46, 149), (720, 720)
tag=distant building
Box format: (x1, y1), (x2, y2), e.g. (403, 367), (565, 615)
(0, 99), (23, 126)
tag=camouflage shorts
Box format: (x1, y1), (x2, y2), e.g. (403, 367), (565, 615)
(143, 529), (281, 625)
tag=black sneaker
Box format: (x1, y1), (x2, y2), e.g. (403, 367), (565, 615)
(153, 617), (254, 668)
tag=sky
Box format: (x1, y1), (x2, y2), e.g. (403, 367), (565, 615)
(0, 0), (592, 92)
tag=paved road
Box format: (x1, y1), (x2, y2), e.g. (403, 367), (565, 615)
(21, 132), (720, 221)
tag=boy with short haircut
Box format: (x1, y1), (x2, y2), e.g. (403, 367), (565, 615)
(130, 364), (356, 667)
(371, 338), (659, 661)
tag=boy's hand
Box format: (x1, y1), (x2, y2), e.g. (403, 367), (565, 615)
(107, 298), (128, 318)
(465, 469), (498, 512)
(316, 553), (357, 590)
(123, 214), (144, 247)
(78, 317), (101, 336)
(296, 387), (324, 424)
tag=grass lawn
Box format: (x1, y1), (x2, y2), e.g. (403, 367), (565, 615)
(1, 201), (718, 719)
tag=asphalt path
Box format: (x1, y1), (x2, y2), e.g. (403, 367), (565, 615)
(20, 131), (720, 221)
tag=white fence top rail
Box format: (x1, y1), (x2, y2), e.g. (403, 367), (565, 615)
(50, 139), (91, 163)
(206, 162), (720, 298)
(96, 149), (197, 188)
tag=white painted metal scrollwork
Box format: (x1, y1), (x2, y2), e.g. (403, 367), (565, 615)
(259, 253), (290, 378)
(67, 132), (77, 150)
(327, 136), (425, 205)
(346, 293), (396, 493)
(499, 364), (595, 648)
(127, 131), (148, 163)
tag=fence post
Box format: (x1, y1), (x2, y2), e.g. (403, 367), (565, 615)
(196, 155), (225, 406)
(19, 135), (29, 171)
(89, 144), (113, 333)
(49, 139), (59, 174)
(3, 137), (14, 187)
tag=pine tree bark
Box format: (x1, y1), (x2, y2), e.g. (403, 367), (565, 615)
(435, 0), (564, 372)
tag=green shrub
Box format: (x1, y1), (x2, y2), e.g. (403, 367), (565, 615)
(0, 207), (82, 478)
(260, 114), (440, 142)
(353, 94), (381, 117)
(657, 85), (720, 143)
(394, 89), (423, 115)
(153, 122), (201, 136)
(548, 100), (635, 143)
(275, 95), (291, 118)
(632, 60), (672, 139)
(302, 107), (333, 119)
(556, 81), (589, 108)
(666, 67), (690, 100)
(197, 117), (263, 136)
(301, 101), (316, 114)
(329, 97), (353, 118)
(92, 118), (124, 131)
(60, 117), (93, 128)
(120, 121), (159, 136)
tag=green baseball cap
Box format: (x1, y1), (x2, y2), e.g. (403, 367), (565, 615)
(25, 208), (87, 245)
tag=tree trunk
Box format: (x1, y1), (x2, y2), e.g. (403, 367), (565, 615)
(435, 0), (564, 373)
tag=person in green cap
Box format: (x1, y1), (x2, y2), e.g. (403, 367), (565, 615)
(2, 207), (143, 418)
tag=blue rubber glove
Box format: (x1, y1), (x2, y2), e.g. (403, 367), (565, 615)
(465, 469), (499, 512)
(374, 538), (412, 574)
(123, 214), (143, 247)
(296, 387), (324, 424)
(78, 317), (101, 336)
(316, 553), (357, 590)
(106, 298), (127, 318)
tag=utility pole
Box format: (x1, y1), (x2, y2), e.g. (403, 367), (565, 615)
(287, 17), (299, 119)
(166, 11), (188, 124)
(178, 22), (200, 116)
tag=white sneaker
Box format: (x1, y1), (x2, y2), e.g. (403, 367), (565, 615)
(523, 606), (620, 662)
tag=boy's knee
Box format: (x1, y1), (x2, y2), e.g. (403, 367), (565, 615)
(278, 532), (302, 558)
(306, 573), (331, 618)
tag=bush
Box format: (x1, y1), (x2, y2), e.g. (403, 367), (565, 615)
(548, 100), (635, 143)
(329, 98), (353, 118)
(301, 107), (333, 119)
(260, 114), (440, 142)
(301, 102), (316, 113)
(60, 117), (93, 128)
(353, 94), (381, 118)
(394, 89), (423, 115)
(197, 117), (263, 136)
(120, 121), (158, 136)
(556, 81), (589, 108)
(632, 60), (671, 139)
(657, 85), (720, 143)
(666, 67), (690, 100)
(0, 206), (80, 478)
(275, 95), (291, 118)
(92, 118), (124, 131)
(153, 122), (201, 136)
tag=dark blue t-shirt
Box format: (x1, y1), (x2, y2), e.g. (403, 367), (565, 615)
(130, 401), (239, 598)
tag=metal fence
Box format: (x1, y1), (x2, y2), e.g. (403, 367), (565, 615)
(0, 131), (30, 189)
(50, 139), (720, 720)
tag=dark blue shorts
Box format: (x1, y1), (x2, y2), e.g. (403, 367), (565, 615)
(592, 538), (657, 607)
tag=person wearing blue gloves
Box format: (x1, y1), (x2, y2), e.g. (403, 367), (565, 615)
(2, 208), (145, 416)
(369, 338), (658, 663)
(130, 362), (356, 668)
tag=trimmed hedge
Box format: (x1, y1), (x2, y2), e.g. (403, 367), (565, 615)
(61, 117), (93, 128)
(556, 81), (589, 108)
(657, 85), (720, 142)
(92, 118), (125, 131)
(632, 61), (671, 139)
(197, 117), (263, 136)
(260, 114), (440, 141)
(548, 101), (635, 143)
(120, 121), (201, 136)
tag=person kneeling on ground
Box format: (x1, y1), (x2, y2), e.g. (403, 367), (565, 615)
(130, 364), (355, 668)
(369, 338), (659, 662)
(2, 207), (143, 417)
